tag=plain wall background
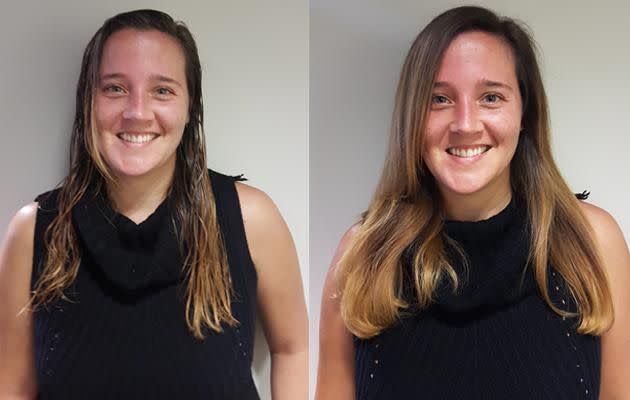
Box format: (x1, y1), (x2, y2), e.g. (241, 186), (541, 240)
(310, 0), (630, 396)
(0, 1), (308, 399)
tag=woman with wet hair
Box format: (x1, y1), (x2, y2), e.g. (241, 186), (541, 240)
(316, 6), (629, 399)
(0, 9), (307, 399)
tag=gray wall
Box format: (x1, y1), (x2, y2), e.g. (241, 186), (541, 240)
(0, 1), (308, 399)
(309, 0), (630, 396)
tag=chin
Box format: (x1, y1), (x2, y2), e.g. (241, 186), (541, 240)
(439, 175), (492, 196)
(445, 186), (486, 196)
(108, 159), (160, 179)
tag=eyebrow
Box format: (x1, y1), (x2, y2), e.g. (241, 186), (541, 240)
(433, 79), (514, 92)
(99, 73), (184, 88)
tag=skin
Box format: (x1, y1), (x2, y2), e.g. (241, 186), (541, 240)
(423, 31), (522, 221)
(95, 28), (190, 221)
(0, 203), (38, 398)
(316, 31), (630, 399)
(315, 226), (358, 400)
(0, 28), (308, 399)
(237, 183), (309, 399)
(583, 202), (630, 400)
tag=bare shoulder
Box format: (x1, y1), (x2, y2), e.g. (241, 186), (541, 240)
(0, 201), (38, 288)
(338, 224), (362, 251)
(0, 203), (39, 394)
(316, 223), (360, 399)
(234, 181), (280, 224)
(1, 202), (38, 256)
(234, 182), (307, 372)
(234, 182), (286, 242)
(234, 181), (294, 268)
(322, 223), (364, 312)
(579, 201), (624, 239)
(329, 223), (362, 274)
(580, 204), (630, 395)
(579, 201), (628, 263)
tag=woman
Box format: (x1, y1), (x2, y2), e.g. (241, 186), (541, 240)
(0, 9), (307, 399)
(316, 6), (629, 400)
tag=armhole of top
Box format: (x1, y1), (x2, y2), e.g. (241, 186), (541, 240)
(30, 189), (61, 291)
(30, 204), (41, 291)
(208, 170), (258, 285)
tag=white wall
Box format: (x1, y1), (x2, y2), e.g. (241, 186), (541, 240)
(0, 1), (308, 399)
(309, 0), (630, 396)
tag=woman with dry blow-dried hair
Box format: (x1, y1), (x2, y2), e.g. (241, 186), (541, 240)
(0, 9), (307, 400)
(316, 6), (629, 400)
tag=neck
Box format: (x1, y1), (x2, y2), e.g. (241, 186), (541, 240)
(440, 178), (512, 222)
(106, 162), (175, 224)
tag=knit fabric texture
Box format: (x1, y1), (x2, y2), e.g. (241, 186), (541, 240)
(31, 170), (260, 399)
(354, 197), (600, 400)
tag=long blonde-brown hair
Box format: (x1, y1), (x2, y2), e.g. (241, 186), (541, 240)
(31, 10), (236, 339)
(337, 6), (613, 339)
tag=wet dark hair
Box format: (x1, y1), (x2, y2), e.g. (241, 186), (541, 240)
(73, 9), (204, 180)
(33, 10), (236, 339)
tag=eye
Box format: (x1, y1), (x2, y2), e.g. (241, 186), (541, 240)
(482, 93), (503, 104)
(103, 84), (125, 94)
(156, 87), (174, 96)
(431, 94), (451, 105)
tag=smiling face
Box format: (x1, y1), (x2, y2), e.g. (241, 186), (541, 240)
(93, 28), (190, 180)
(423, 31), (522, 207)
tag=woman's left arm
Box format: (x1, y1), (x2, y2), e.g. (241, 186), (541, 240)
(237, 183), (308, 400)
(582, 203), (630, 400)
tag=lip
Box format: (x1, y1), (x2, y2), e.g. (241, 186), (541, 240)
(447, 144), (490, 151)
(117, 132), (159, 147)
(446, 146), (491, 164)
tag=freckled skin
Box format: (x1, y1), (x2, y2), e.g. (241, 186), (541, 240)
(423, 31), (523, 204)
(94, 29), (190, 179)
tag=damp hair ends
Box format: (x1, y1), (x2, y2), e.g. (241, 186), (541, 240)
(30, 9), (237, 339)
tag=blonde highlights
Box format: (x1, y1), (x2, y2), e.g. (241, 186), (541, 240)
(336, 6), (613, 339)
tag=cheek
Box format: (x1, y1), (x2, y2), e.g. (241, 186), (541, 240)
(424, 112), (446, 138)
(156, 101), (188, 128)
(491, 107), (522, 142)
(422, 123), (447, 166)
(421, 138), (442, 178)
(93, 99), (120, 133)
(501, 126), (521, 158)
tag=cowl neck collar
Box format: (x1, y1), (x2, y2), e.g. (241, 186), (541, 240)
(72, 188), (184, 292)
(404, 196), (536, 317)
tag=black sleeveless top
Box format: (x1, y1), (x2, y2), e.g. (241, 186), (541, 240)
(31, 170), (260, 399)
(354, 197), (600, 400)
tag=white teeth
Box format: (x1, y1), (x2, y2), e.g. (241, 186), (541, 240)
(119, 133), (157, 144)
(447, 146), (489, 158)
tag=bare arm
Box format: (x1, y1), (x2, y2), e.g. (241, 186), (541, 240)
(0, 203), (38, 399)
(315, 226), (358, 400)
(236, 183), (308, 400)
(581, 203), (630, 400)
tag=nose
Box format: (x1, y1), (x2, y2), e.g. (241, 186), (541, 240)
(122, 90), (153, 122)
(449, 99), (483, 135)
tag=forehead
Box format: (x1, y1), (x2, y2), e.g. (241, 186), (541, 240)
(435, 31), (517, 85)
(99, 28), (186, 79)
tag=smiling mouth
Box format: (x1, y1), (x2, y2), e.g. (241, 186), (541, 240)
(446, 145), (490, 158)
(117, 132), (158, 144)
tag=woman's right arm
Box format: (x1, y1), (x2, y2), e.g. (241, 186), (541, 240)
(0, 203), (38, 399)
(315, 226), (359, 400)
